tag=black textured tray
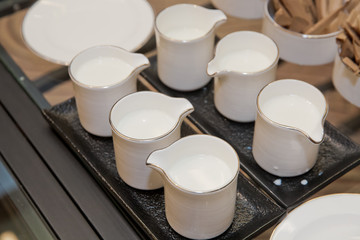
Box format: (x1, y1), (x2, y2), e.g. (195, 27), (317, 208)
(43, 96), (285, 240)
(140, 55), (360, 209)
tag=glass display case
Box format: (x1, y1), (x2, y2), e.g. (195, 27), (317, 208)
(1, 0), (360, 239)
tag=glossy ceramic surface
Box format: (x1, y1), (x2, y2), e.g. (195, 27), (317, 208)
(332, 52), (360, 108)
(69, 46), (149, 137)
(207, 31), (279, 122)
(22, 0), (154, 65)
(271, 194), (360, 240)
(211, 0), (266, 19)
(110, 91), (193, 190)
(253, 79), (328, 177)
(262, 0), (340, 65)
(155, 4), (226, 91)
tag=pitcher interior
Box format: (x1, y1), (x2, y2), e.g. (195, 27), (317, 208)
(156, 4), (219, 41)
(149, 135), (239, 193)
(110, 92), (190, 140)
(212, 31), (279, 74)
(258, 79), (327, 142)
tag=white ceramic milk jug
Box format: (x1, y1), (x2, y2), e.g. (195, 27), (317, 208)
(146, 134), (239, 239)
(252, 79), (328, 177)
(207, 31), (279, 122)
(155, 4), (226, 91)
(69, 45), (150, 137)
(110, 91), (194, 190)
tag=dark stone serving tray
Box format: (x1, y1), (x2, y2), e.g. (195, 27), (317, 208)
(43, 96), (285, 239)
(140, 55), (360, 209)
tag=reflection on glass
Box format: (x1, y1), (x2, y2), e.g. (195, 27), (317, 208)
(0, 155), (56, 240)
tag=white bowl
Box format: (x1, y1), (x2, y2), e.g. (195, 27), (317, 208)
(211, 0), (266, 19)
(262, 0), (341, 65)
(332, 50), (360, 107)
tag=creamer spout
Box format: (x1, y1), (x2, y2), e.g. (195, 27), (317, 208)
(128, 52), (150, 76)
(209, 9), (227, 28)
(207, 58), (219, 77)
(308, 124), (325, 144)
(146, 148), (168, 177)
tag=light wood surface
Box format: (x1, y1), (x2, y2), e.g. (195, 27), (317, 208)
(1, 1), (360, 239)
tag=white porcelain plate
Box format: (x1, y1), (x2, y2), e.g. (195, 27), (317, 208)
(22, 0), (154, 65)
(271, 194), (360, 240)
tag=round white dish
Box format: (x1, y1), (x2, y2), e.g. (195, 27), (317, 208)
(271, 193), (360, 240)
(22, 0), (154, 65)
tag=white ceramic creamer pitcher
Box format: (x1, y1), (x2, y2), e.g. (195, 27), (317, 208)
(69, 45), (150, 137)
(146, 134), (239, 239)
(252, 79), (328, 177)
(155, 4), (226, 91)
(207, 31), (279, 122)
(110, 91), (194, 190)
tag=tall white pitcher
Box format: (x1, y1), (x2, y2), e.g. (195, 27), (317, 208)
(207, 31), (279, 122)
(110, 91), (194, 190)
(252, 79), (328, 177)
(69, 45), (150, 137)
(146, 134), (239, 239)
(155, 4), (226, 91)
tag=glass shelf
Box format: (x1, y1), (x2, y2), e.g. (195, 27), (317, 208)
(0, 155), (56, 240)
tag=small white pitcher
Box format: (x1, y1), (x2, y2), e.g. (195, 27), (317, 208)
(146, 134), (239, 239)
(207, 31), (279, 122)
(155, 4), (226, 91)
(252, 79), (328, 177)
(110, 91), (194, 190)
(69, 45), (150, 137)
